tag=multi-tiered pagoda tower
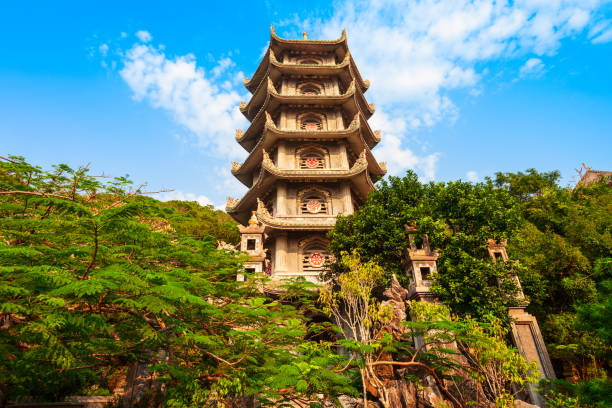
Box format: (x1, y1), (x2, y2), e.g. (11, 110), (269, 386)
(226, 27), (386, 281)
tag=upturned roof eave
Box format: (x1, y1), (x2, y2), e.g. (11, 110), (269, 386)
(244, 51), (369, 95)
(233, 125), (385, 186)
(258, 215), (337, 232)
(244, 47), (272, 94)
(270, 26), (348, 48)
(227, 157), (375, 224)
(241, 86), (374, 122)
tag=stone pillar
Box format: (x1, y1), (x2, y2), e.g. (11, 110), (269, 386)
(276, 182), (287, 216)
(336, 109), (343, 130)
(487, 239), (555, 407)
(274, 233), (288, 276)
(338, 143), (350, 169)
(277, 141), (290, 169)
(341, 182), (353, 214)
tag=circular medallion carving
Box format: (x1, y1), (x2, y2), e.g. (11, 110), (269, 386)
(305, 157), (319, 168)
(309, 252), (324, 267)
(306, 200), (322, 213)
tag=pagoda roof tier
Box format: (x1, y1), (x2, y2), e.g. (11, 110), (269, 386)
(232, 121), (386, 187)
(271, 26), (348, 53)
(244, 45), (369, 95)
(240, 77), (374, 122)
(226, 150), (375, 224)
(255, 199), (336, 232)
(237, 111), (380, 152)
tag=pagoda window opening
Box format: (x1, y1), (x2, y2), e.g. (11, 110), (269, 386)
(420, 266), (431, 280)
(298, 57), (322, 65)
(298, 82), (322, 96)
(299, 115), (323, 131)
(298, 188), (330, 215)
(297, 145), (328, 169)
(299, 238), (331, 274)
(493, 251), (504, 262)
(246, 239), (256, 251)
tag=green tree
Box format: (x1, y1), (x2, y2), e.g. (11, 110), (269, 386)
(329, 171), (523, 322)
(0, 155), (353, 406)
(496, 170), (612, 380)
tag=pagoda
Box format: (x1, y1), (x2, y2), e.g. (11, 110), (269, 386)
(226, 27), (386, 281)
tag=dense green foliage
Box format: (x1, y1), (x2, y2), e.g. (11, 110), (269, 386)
(329, 171), (524, 322)
(0, 156), (353, 406)
(329, 168), (612, 406)
(2, 154), (610, 407)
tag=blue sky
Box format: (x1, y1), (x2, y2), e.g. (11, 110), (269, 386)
(1, 1), (611, 208)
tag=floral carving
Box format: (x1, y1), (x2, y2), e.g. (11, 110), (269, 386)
(352, 149), (368, 170)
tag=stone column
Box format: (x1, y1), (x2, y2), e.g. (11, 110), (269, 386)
(274, 233), (288, 276)
(336, 110), (343, 130)
(338, 143), (350, 169)
(277, 141), (290, 169)
(341, 182), (353, 214)
(276, 182), (287, 216)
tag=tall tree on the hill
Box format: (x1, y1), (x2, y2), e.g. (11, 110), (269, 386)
(0, 156), (354, 406)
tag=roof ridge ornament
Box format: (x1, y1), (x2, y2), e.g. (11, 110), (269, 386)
(261, 149), (274, 168)
(264, 111), (275, 128)
(352, 149), (368, 170)
(257, 198), (271, 217)
(267, 77), (277, 93)
(226, 196), (239, 210)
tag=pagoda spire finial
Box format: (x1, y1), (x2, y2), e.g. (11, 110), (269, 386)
(303, 32), (307, 40)
(248, 210), (259, 225)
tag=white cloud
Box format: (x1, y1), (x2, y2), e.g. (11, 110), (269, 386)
(292, 0), (611, 178)
(519, 57), (545, 78)
(466, 170), (479, 182)
(589, 19), (612, 43)
(113, 1), (610, 184)
(119, 42), (248, 158)
(135, 30), (152, 43)
(98, 43), (109, 57)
